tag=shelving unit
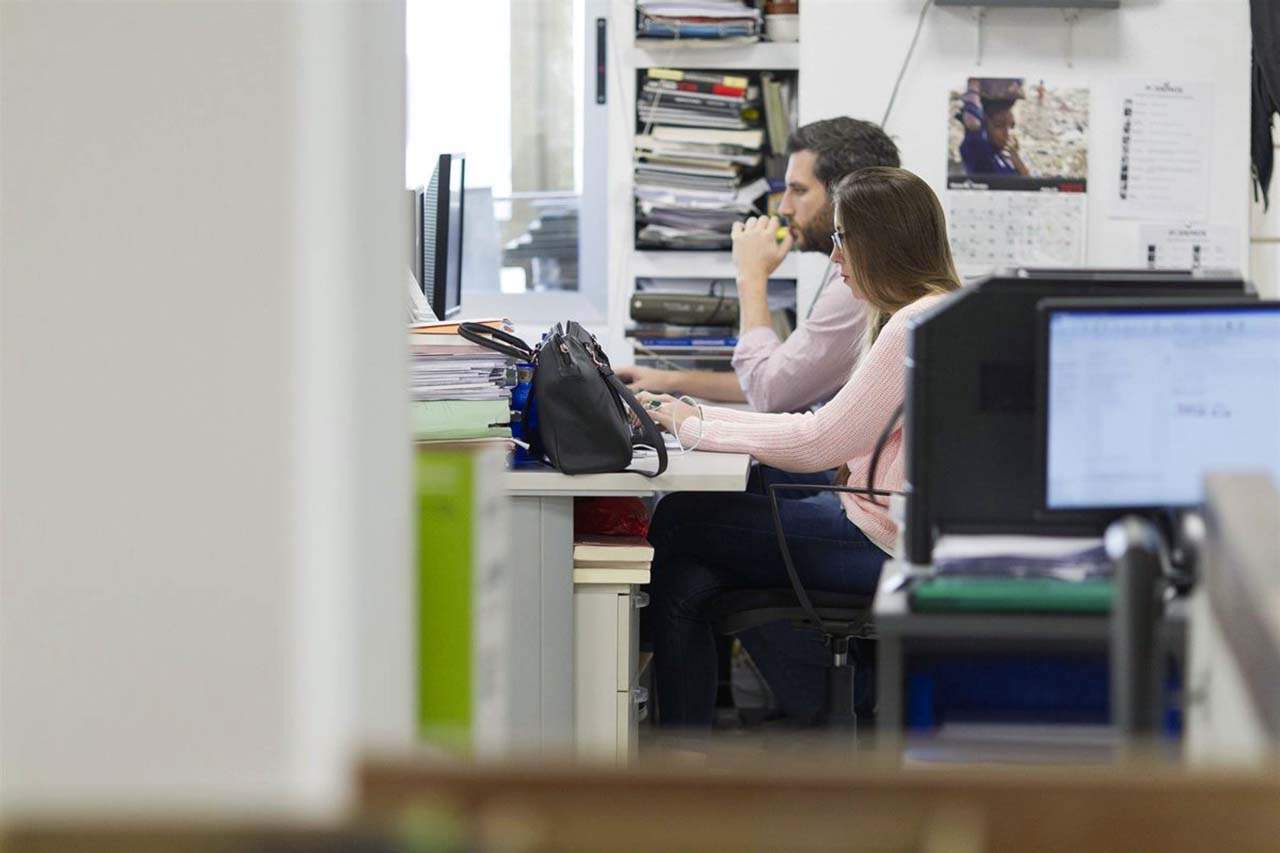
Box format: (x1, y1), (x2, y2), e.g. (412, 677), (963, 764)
(629, 41), (799, 71)
(610, 1), (802, 367)
(630, 249), (798, 280)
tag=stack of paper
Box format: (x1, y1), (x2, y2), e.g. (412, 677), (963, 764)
(635, 71), (769, 249)
(410, 318), (517, 444)
(635, 0), (762, 44)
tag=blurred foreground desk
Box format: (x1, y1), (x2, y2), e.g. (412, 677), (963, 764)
(874, 562), (1187, 744)
(1187, 474), (1280, 764)
(501, 451), (751, 751)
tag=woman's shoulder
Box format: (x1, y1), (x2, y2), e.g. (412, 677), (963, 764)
(889, 292), (955, 327)
(866, 293), (955, 357)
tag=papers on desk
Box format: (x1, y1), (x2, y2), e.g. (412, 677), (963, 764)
(931, 534), (1109, 582)
(632, 433), (689, 458)
(411, 318), (518, 443)
(902, 535), (1114, 614)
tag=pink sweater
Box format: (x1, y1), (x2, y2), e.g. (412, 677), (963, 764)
(677, 294), (947, 555)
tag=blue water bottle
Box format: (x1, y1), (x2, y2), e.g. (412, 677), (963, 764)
(510, 362), (539, 465)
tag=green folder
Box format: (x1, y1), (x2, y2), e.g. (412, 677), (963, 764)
(417, 448), (475, 737)
(909, 578), (1114, 614)
(412, 399), (511, 441)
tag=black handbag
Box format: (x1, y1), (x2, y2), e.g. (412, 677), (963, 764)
(458, 321), (668, 477)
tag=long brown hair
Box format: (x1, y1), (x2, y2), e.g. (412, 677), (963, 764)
(831, 167), (961, 348)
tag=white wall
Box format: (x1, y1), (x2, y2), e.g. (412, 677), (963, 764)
(801, 0), (1252, 289)
(0, 1), (411, 818)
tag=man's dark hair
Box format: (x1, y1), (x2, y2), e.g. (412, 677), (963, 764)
(785, 117), (900, 192)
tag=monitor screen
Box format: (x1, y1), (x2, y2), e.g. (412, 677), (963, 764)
(419, 153), (465, 320)
(443, 155), (464, 316)
(1043, 302), (1280, 510)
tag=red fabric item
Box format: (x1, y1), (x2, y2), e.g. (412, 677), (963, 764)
(574, 497), (651, 538)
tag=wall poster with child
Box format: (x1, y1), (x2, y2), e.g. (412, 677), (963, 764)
(945, 76), (1090, 272)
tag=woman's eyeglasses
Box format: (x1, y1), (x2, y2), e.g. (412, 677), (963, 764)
(830, 228), (846, 250)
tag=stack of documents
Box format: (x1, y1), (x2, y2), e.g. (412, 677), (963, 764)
(909, 535), (1113, 615)
(409, 318), (516, 444)
(635, 69), (769, 250)
(635, 0), (762, 44)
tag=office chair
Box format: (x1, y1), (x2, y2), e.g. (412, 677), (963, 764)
(1106, 513), (1201, 738)
(708, 482), (888, 734)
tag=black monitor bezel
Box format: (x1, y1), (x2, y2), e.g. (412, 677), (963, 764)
(1034, 297), (1278, 525)
(427, 153), (465, 321)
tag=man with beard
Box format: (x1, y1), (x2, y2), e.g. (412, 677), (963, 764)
(618, 117), (900, 413)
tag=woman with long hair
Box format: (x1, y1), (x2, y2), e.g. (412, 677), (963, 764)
(639, 166), (961, 728)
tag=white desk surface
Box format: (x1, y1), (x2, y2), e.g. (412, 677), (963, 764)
(501, 450), (752, 497)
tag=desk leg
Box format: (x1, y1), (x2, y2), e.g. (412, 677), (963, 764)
(507, 495), (574, 751)
(876, 635), (904, 757)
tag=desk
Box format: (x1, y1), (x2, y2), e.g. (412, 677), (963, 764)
(874, 562), (1187, 744)
(501, 451), (751, 750)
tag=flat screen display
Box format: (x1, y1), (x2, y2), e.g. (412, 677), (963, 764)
(442, 156), (464, 318)
(1044, 304), (1280, 509)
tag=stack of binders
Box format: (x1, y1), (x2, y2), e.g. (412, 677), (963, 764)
(409, 318), (516, 447)
(635, 0), (762, 44)
(628, 277), (796, 372)
(635, 68), (769, 250)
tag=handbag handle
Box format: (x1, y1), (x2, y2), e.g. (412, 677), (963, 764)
(457, 323), (534, 362)
(604, 373), (668, 478)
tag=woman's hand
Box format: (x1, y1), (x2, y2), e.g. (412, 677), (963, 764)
(636, 391), (699, 436)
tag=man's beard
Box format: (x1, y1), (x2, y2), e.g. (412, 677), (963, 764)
(792, 201), (835, 255)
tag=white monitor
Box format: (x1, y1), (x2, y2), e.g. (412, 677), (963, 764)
(1042, 302), (1280, 510)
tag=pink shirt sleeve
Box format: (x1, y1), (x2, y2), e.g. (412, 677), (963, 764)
(679, 296), (940, 472)
(731, 266), (867, 413)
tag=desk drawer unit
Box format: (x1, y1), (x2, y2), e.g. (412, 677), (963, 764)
(574, 583), (647, 762)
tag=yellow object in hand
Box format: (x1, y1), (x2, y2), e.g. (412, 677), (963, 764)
(776, 226), (790, 242)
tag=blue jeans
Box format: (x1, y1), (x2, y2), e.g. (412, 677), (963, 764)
(646, 466), (888, 728)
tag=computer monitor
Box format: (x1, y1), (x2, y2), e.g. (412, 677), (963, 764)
(416, 153), (465, 321)
(902, 271), (1251, 564)
(1038, 299), (1280, 518)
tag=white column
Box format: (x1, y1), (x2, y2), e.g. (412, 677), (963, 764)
(0, 1), (410, 818)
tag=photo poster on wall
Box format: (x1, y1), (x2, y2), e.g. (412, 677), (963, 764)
(945, 77), (1090, 271)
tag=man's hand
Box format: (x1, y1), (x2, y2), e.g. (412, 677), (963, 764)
(731, 215), (793, 288)
(615, 364), (671, 393)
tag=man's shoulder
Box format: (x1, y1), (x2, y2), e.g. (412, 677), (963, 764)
(809, 270), (865, 323)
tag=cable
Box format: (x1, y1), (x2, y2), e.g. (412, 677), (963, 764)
(866, 401), (905, 508)
(768, 482), (897, 631)
(805, 258), (838, 321)
(880, 0), (933, 129)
